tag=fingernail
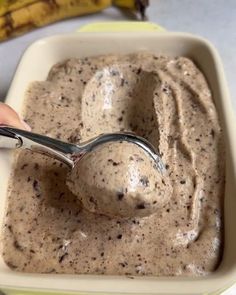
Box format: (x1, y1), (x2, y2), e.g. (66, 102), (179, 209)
(20, 118), (31, 131)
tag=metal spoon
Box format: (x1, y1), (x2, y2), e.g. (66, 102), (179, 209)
(0, 126), (165, 173)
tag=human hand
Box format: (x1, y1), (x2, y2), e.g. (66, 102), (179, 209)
(0, 102), (31, 130)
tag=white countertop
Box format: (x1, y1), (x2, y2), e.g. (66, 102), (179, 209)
(0, 0), (235, 294)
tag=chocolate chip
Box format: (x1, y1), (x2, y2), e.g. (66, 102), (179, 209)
(13, 240), (23, 252)
(33, 180), (41, 197)
(34, 163), (39, 170)
(58, 192), (65, 199)
(180, 180), (186, 184)
(108, 159), (119, 166)
(134, 155), (144, 162)
(117, 191), (124, 200)
(67, 133), (81, 143)
(21, 164), (28, 170)
(117, 234), (122, 239)
(140, 176), (149, 187)
(136, 203), (145, 209)
(155, 182), (159, 189)
(33, 180), (38, 189)
(89, 196), (97, 205)
(7, 225), (13, 233)
(210, 129), (215, 138)
(136, 68), (141, 74)
(58, 253), (68, 263)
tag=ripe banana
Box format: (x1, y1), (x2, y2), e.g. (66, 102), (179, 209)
(0, 0), (37, 17)
(0, 0), (149, 42)
(113, 0), (149, 19)
(0, 0), (110, 41)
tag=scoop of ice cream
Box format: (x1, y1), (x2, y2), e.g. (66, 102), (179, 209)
(67, 141), (171, 218)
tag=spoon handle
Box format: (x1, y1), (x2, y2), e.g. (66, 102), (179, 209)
(0, 125), (79, 167)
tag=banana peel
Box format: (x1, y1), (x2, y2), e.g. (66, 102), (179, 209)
(0, 0), (149, 42)
(113, 0), (149, 19)
(0, 0), (112, 41)
(0, 0), (37, 16)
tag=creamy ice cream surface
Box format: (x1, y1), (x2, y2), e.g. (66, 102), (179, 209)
(2, 52), (225, 276)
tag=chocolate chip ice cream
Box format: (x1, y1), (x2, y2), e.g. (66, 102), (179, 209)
(2, 52), (225, 276)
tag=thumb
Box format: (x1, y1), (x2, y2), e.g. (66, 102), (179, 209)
(0, 102), (31, 131)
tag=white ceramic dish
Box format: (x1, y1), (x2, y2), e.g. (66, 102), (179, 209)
(0, 31), (236, 295)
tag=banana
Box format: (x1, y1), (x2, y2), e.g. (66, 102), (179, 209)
(113, 0), (136, 9)
(0, 0), (149, 42)
(113, 0), (149, 19)
(0, 0), (112, 41)
(0, 0), (37, 17)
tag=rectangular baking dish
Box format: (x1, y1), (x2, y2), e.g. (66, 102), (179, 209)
(0, 29), (236, 295)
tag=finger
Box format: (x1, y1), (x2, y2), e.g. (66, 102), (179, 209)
(0, 103), (31, 130)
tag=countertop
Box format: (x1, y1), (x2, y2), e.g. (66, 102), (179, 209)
(0, 0), (235, 294)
